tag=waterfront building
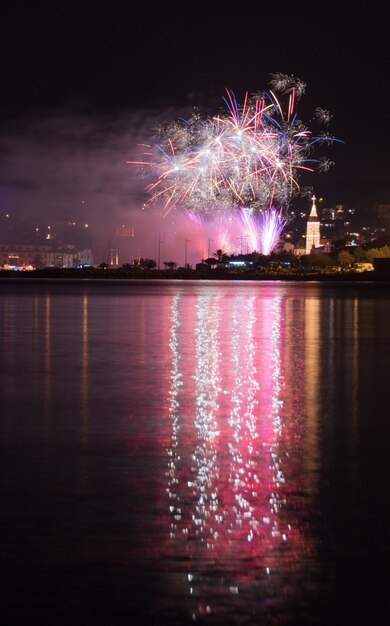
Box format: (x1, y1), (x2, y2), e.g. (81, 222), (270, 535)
(0, 242), (93, 269)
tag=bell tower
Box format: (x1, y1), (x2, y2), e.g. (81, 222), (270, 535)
(305, 194), (320, 254)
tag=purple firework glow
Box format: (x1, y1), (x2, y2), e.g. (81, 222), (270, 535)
(240, 208), (288, 255)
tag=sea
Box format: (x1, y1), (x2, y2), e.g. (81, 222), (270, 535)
(1, 278), (389, 625)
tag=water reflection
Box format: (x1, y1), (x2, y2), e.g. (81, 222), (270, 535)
(304, 297), (320, 485)
(44, 294), (51, 444)
(1, 281), (389, 625)
(81, 294), (89, 444)
(166, 287), (322, 621)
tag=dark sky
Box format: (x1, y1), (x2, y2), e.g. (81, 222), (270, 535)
(0, 1), (389, 259)
(1, 7), (388, 107)
(1, 2), (389, 179)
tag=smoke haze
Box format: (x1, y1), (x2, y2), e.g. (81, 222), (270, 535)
(0, 105), (209, 267)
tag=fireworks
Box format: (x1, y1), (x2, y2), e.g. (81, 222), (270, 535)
(240, 208), (288, 256)
(129, 74), (341, 255)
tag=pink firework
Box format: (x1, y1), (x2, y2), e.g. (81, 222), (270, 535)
(240, 208), (287, 255)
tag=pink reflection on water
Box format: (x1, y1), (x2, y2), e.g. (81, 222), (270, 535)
(165, 286), (319, 619)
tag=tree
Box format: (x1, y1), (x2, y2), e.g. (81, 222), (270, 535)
(213, 249), (228, 263)
(270, 250), (296, 264)
(166, 261), (177, 270)
(139, 257), (157, 269)
(310, 254), (332, 268)
(300, 254), (331, 268)
(351, 247), (368, 262)
(365, 245), (390, 262)
(337, 250), (355, 269)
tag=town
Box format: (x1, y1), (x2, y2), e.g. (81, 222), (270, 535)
(1, 195), (389, 276)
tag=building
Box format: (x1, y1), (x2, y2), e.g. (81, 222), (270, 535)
(52, 246), (93, 268)
(0, 243), (54, 268)
(305, 195), (321, 254)
(0, 242), (93, 269)
(293, 239), (306, 257)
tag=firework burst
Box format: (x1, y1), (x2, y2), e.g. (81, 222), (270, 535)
(129, 75), (341, 255)
(240, 207), (288, 255)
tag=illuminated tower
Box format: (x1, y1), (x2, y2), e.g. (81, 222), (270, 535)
(305, 194), (320, 254)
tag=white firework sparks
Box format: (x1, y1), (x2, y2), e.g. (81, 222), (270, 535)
(129, 75), (342, 254)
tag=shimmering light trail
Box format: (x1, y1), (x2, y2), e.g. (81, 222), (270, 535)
(164, 286), (321, 621)
(166, 293), (182, 540)
(129, 74), (341, 255)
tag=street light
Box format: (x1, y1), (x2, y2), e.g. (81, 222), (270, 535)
(237, 235), (248, 255)
(184, 238), (191, 267)
(158, 233), (164, 269)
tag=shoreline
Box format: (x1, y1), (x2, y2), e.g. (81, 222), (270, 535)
(1, 268), (390, 283)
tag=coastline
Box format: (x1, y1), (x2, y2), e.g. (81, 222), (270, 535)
(1, 267), (390, 283)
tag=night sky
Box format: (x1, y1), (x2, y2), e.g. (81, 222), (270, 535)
(1, 1), (389, 258)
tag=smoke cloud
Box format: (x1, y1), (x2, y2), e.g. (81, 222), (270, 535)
(0, 105), (206, 266)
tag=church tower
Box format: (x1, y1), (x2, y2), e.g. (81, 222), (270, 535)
(305, 194), (321, 254)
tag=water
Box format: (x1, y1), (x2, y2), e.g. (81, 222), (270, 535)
(1, 279), (390, 625)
